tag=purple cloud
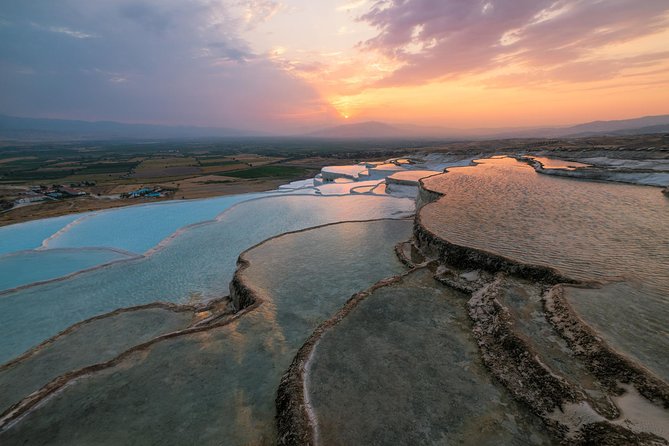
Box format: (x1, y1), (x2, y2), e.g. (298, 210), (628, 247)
(359, 0), (669, 86)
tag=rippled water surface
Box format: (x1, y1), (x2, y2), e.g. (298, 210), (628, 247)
(0, 306), (195, 415)
(421, 157), (669, 379)
(0, 248), (135, 292)
(43, 193), (268, 253)
(0, 214), (80, 255)
(0, 220), (411, 446)
(0, 194), (413, 364)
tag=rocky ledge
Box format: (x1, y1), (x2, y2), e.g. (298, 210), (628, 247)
(544, 285), (669, 408)
(468, 276), (578, 435)
(0, 296), (243, 432)
(275, 274), (411, 446)
(413, 217), (577, 285)
(515, 155), (669, 188)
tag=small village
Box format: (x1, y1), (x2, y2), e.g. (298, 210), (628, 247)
(14, 184), (88, 205)
(2, 183), (172, 213)
(119, 186), (172, 199)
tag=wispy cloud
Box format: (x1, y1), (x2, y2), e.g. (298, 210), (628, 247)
(48, 26), (97, 39)
(2, 0), (667, 129)
(30, 22), (97, 39)
(357, 0), (669, 87)
(237, 0), (282, 29)
(337, 0), (369, 12)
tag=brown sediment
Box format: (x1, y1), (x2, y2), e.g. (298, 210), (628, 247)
(0, 298), (260, 431)
(275, 271), (415, 446)
(229, 256), (256, 310)
(393, 241), (415, 268)
(577, 422), (668, 446)
(468, 277), (579, 414)
(0, 247), (143, 297)
(467, 276), (577, 441)
(415, 164), (581, 285)
(544, 285), (669, 408)
(433, 264), (493, 294)
(393, 240), (427, 269)
(393, 240), (428, 268)
(385, 177), (419, 187)
(0, 298), (230, 372)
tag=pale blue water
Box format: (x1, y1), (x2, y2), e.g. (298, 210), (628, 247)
(0, 214), (81, 255)
(0, 249), (135, 292)
(0, 194), (414, 364)
(42, 193), (268, 253)
(0, 219), (412, 445)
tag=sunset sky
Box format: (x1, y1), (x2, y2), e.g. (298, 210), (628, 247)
(1, 0), (669, 133)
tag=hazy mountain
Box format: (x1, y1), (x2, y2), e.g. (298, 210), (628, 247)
(496, 114), (669, 138)
(306, 121), (408, 138)
(0, 114), (259, 141)
(562, 116), (669, 137)
(304, 115), (669, 139)
(2, 113), (668, 142)
(603, 124), (669, 136)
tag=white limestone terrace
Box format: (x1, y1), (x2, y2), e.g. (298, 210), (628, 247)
(307, 156), (454, 196)
(361, 163), (406, 180)
(384, 170), (442, 198)
(580, 157), (669, 171)
(520, 153), (669, 187)
(386, 170), (441, 185)
(0, 155), (452, 296)
(527, 156), (591, 170)
(317, 158), (437, 183)
(319, 164), (368, 181)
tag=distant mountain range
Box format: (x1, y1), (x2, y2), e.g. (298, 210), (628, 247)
(306, 115), (669, 139)
(1, 113), (668, 142)
(0, 114), (259, 141)
(305, 121), (408, 138)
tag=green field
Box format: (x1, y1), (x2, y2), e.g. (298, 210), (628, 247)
(221, 165), (309, 179)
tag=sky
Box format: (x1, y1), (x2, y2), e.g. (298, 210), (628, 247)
(1, 0), (669, 133)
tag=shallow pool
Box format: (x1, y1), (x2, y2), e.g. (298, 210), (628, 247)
(0, 194), (414, 363)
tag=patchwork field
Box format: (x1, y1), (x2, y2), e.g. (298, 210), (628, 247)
(0, 144), (323, 225)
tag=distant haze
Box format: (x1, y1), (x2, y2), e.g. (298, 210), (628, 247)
(3, 113), (669, 141)
(1, 1), (669, 132)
